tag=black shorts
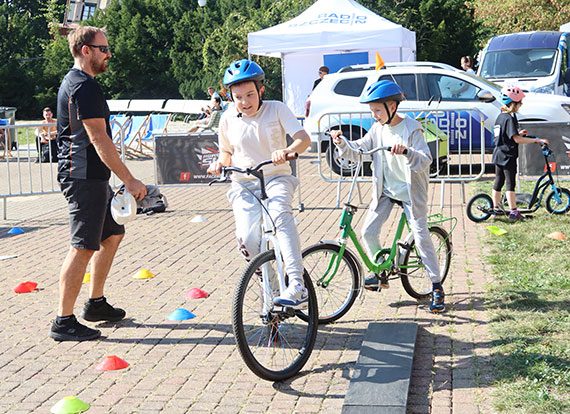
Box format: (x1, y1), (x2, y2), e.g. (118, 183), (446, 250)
(60, 177), (125, 250)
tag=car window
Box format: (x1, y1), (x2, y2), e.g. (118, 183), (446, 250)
(426, 74), (480, 101)
(379, 74), (417, 100)
(333, 77), (368, 97)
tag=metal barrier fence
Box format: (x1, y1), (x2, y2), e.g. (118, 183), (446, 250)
(1, 120), (126, 219)
(314, 108), (487, 207)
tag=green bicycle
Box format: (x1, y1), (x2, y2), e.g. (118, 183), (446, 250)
(300, 135), (456, 324)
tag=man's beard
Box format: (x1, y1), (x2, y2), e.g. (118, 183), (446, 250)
(91, 59), (108, 75)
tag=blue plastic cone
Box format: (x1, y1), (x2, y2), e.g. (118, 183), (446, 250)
(167, 308), (195, 321)
(8, 227), (24, 235)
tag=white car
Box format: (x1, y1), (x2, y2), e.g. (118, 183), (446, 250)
(305, 62), (570, 174)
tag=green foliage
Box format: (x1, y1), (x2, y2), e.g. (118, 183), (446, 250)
(471, 0), (570, 36)
(360, 0), (481, 66)
(0, 0), (66, 117)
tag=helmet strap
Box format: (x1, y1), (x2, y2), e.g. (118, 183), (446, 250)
(382, 102), (395, 126)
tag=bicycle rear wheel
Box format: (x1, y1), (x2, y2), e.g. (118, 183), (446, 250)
(400, 226), (452, 299)
(232, 250), (318, 381)
(300, 243), (361, 324)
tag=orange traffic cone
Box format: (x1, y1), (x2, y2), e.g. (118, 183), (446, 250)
(95, 355), (129, 371)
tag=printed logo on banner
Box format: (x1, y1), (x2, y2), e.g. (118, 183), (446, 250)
(545, 162), (557, 173)
(180, 172), (191, 182)
(562, 135), (570, 157)
(195, 145), (219, 169)
(289, 13), (367, 27)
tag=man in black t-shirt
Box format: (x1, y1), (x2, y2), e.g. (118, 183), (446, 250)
(49, 26), (147, 342)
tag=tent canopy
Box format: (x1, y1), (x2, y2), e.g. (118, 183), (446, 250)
(561, 22), (570, 32)
(248, 0), (416, 116)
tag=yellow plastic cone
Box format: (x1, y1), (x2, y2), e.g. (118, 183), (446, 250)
(546, 231), (566, 241)
(82, 273), (90, 284)
(50, 396), (90, 413)
(487, 225), (507, 236)
(133, 269), (155, 279)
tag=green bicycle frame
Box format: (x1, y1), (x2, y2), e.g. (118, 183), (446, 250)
(317, 204), (456, 287)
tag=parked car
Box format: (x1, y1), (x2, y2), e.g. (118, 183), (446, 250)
(305, 62), (570, 175)
(477, 31), (570, 96)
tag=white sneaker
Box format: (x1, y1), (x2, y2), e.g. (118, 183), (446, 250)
(273, 282), (309, 309)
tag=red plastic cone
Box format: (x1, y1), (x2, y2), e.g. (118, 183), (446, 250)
(95, 355), (129, 371)
(184, 288), (209, 299)
(13, 281), (38, 293)
(546, 231), (566, 241)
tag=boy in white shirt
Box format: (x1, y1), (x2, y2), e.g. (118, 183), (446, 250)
(330, 80), (445, 313)
(207, 59), (311, 308)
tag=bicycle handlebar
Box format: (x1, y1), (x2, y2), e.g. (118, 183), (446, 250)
(325, 131), (407, 155)
(208, 152), (298, 185)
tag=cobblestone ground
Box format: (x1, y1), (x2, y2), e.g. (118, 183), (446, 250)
(0, 155), (494, 413)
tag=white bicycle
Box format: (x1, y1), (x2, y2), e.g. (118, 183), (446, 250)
(209, 154), (318, 381)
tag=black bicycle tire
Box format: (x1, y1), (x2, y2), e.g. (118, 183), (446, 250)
(299, 243), (361, 324)
(232, 250), (318, 381)
(466, 193), (493, 223)
(545, 187), (570, 214)
(400, 226), (452, 299)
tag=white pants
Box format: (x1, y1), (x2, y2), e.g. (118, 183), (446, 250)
(227, 175), (304, 285)
(361, 195), (442, 283)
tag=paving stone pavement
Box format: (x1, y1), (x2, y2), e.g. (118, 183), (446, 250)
(0, 155), (495, 413)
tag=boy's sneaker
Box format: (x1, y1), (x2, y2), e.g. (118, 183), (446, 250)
(379, 272), (390, 288)
(273, 282), (308, 309)
(364, 271), (387, 291)
(80, 297), (126, 322)
(429, 288), (445, 313)
(49, 315), (101, 342)
(508, 209), (525, 220)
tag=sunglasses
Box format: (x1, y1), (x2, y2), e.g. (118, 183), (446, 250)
(86, 44), (110, 54)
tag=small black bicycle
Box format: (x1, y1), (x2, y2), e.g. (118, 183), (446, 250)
(466, 142), (570, 222)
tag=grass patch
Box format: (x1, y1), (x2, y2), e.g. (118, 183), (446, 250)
(471, 179), (570, 413)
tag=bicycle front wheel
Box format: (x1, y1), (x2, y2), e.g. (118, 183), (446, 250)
(232, 250), (318, 381)
(400, 226), (452, 299)
(545, 187), (570, 214)
(466, 193), (493, 222)
(300, 243), (361, 324)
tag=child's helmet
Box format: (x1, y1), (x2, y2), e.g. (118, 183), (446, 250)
(110, 185), (137, 225)
(223, 59), (265, 88)
(500, 85), (525, 105)
(360, 80), (405, 104)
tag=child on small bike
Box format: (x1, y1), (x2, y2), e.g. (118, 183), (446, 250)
(330, 80), (445, 313)
(207, 59), (311, 309)
(492, 85), (548, 220)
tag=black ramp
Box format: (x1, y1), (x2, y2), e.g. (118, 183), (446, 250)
(342, 322), (418, 414)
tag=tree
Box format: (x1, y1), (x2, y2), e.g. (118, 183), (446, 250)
(359, 0), (481, 67)
(0, 0), (66, 118)
(471, 0), (570, 36)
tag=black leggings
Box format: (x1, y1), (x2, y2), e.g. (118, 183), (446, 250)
(493, 160), (517, 192)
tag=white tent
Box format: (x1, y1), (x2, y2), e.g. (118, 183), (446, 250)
(561, 22), (570, 32)
(248, 0), (416, 116)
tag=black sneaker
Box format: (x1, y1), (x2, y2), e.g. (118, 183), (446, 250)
(80, 297), (126, 322)
(379, 272), (390, 289)
(49, 315), (101, 342)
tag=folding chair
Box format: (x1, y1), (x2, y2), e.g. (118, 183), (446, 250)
(110, 114), (131, 147)
(123, 115), (150, 158)
(141, 114), (171, 153)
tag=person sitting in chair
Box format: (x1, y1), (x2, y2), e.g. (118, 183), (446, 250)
(188, 97), (223, 132)
(35, 107), (58, 163)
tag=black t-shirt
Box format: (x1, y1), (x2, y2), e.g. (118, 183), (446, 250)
(492, 112), (519, 166)
(57, 68), (111, 180)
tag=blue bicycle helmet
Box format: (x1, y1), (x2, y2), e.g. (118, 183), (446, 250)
(360, 80), (405, 104)
(223, 59), (265, 88)
(360, 80), (405, 125)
